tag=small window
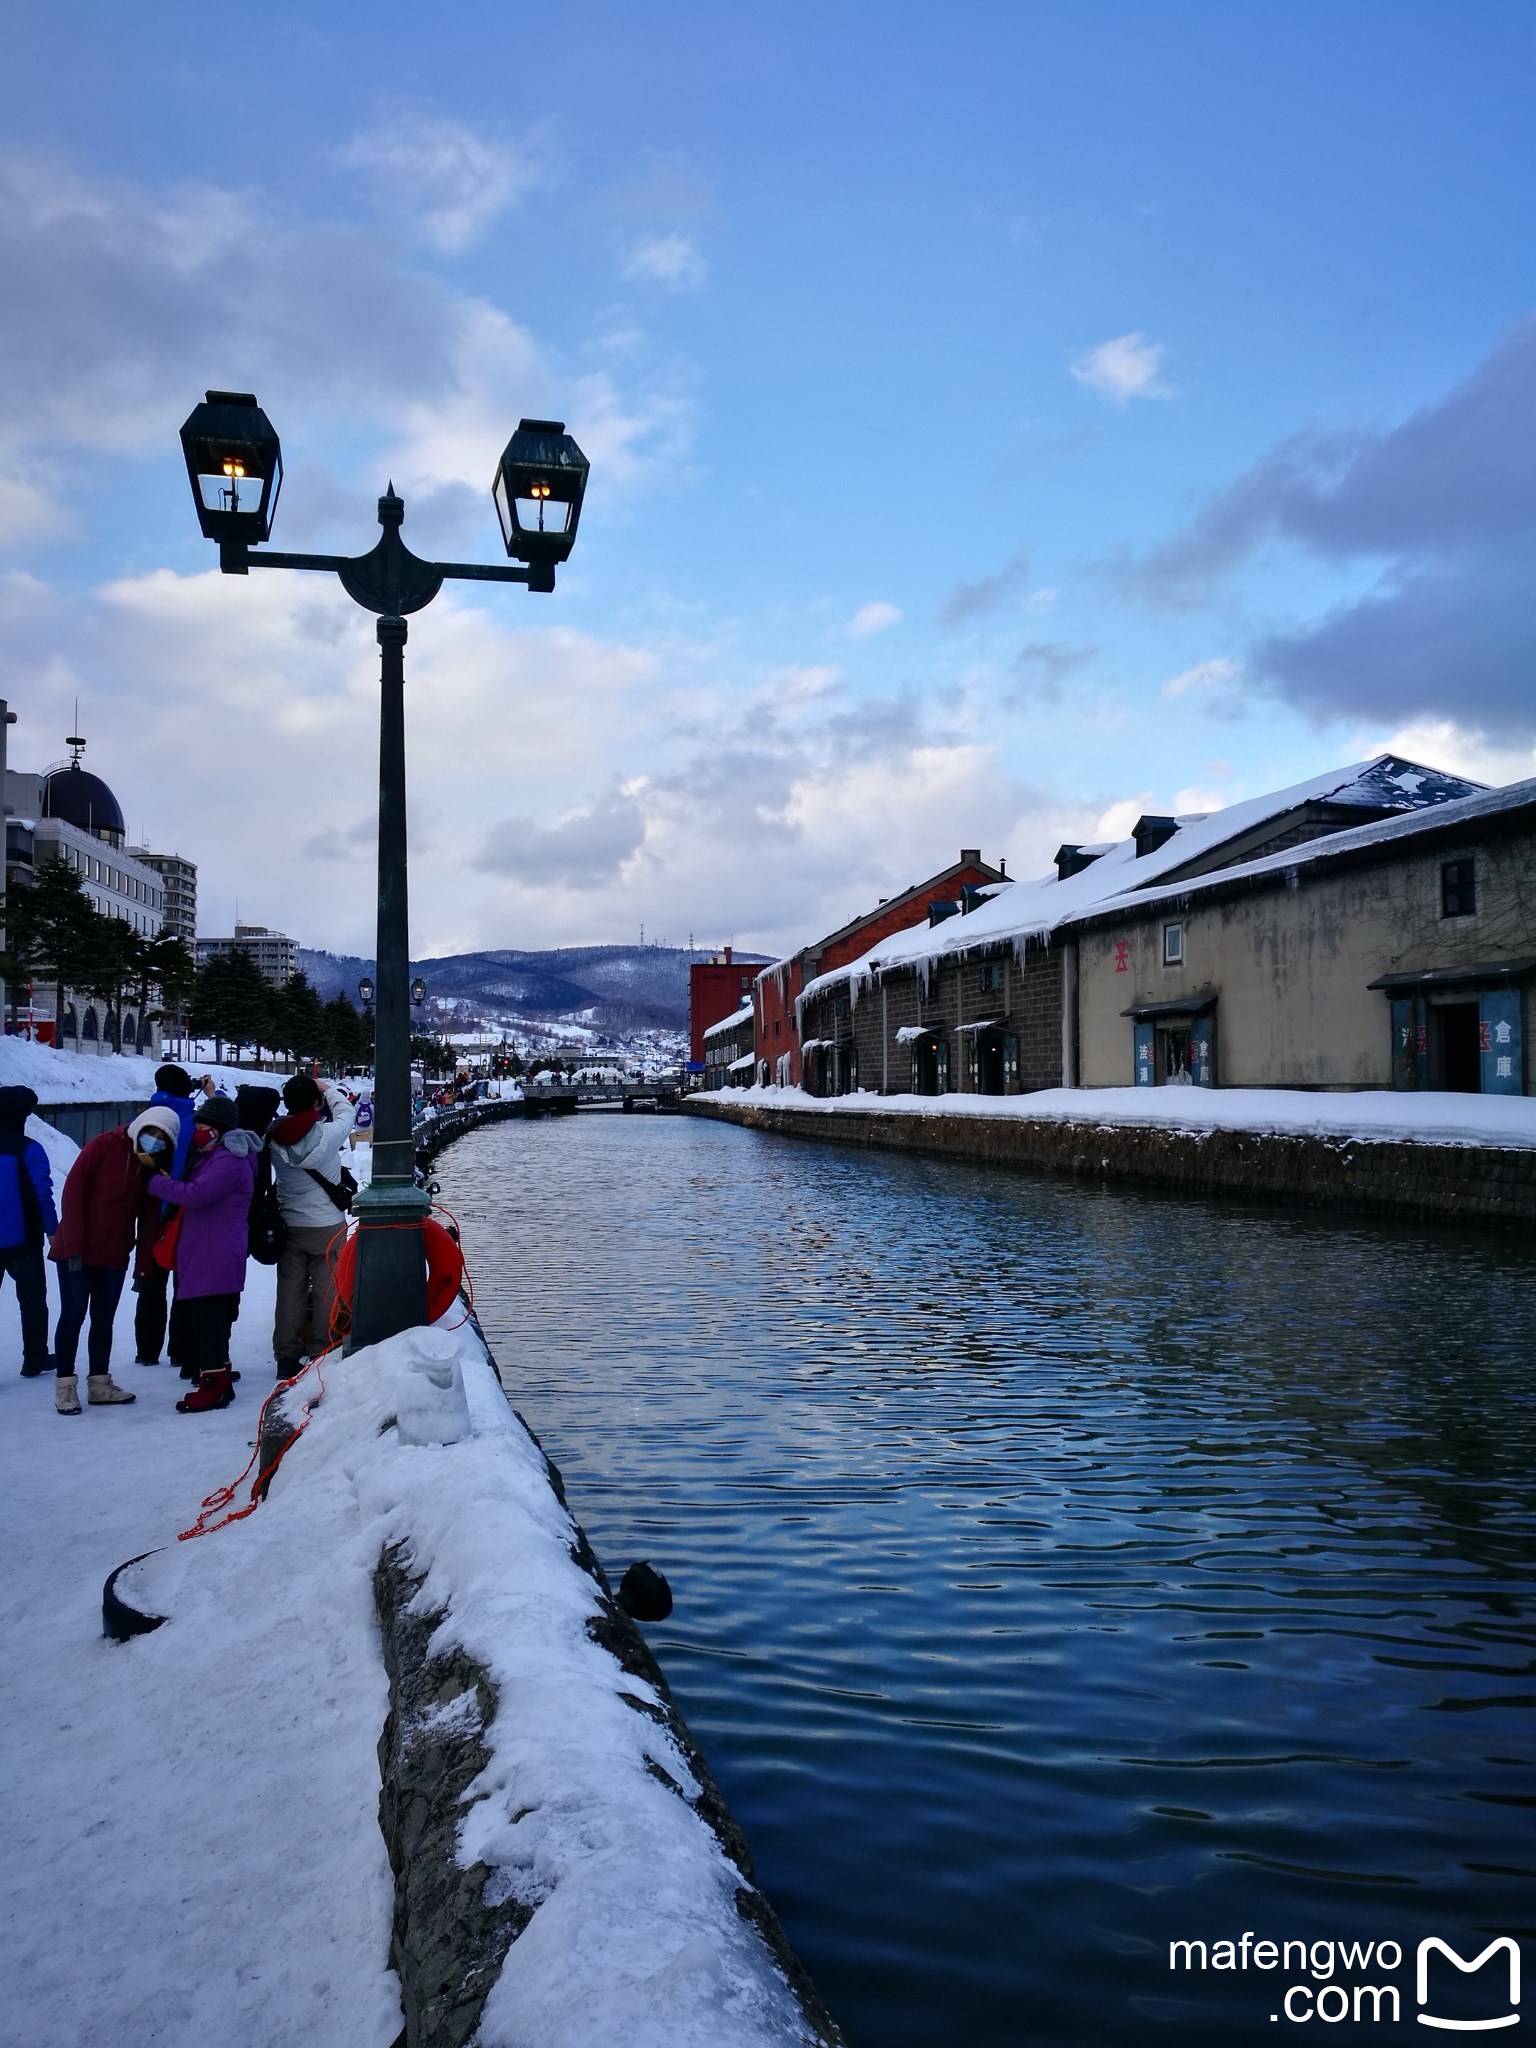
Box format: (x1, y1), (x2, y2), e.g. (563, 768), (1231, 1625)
(1163, 922), (1184, 966)
(774, 1019), (782, 1037)
(1441, 858), (1476, 918)
(979, 961), (1003, 993)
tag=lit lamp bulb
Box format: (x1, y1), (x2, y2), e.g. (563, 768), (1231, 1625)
(529, 480), (551, 530)
(220, 457), (246, 512)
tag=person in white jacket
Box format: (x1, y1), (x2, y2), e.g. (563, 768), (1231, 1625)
(267, 1074), (356, 1378)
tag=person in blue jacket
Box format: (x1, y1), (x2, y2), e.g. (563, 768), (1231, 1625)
(0, 1085), (59, 1377)
(133, 1063), (198, 1369)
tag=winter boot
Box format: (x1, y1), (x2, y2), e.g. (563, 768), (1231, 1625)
(87, 1375), (137, 1406)
(176, 1368), (235, 1414)
(55, 1375), (81, 1415)
(20, 1355), (53, 1379)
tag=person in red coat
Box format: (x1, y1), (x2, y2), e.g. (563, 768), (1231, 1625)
(47, 1109), (174, 1415)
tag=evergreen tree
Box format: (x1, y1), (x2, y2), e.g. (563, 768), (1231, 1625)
(3, 856), (104, 1040)
(221, 948), (271, 1064)
(191, 952), (236, 1063)
(142, 934), (197, 1057)
(79, 916), (143, 1053)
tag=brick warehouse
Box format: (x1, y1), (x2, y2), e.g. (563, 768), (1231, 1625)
(755, 849), (1006, 1087)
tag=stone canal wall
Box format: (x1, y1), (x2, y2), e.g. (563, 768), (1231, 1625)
(685, 1094), (1536, 1230)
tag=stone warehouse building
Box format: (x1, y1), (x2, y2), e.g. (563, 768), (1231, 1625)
(794, 757), (1491, 1099)
(1072, 777), (1536, 1095)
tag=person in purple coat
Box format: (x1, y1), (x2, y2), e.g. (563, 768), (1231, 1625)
(140, 1094), (261, 1414)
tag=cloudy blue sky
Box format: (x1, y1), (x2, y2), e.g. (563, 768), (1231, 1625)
(3, 2), (1532, 958)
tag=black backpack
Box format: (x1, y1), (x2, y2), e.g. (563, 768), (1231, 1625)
(237, 1086), (287, 1265)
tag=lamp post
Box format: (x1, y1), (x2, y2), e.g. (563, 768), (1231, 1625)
(180, 392), (589, 1347)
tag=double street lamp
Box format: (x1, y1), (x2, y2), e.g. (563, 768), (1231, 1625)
(180, 392), (589, 1347)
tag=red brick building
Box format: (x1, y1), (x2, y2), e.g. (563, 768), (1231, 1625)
(756, 850), (1007, 1087)
(688, 947), (761, 1065)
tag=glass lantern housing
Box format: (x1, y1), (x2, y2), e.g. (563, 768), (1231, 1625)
(357, 977), (375, 1007)
(179, 391), (283, 544)
(493, 419), (589, 566)
(410, 977), (427, 1006)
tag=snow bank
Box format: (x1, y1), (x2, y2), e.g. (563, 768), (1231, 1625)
(0, 1033), (287, 1105)
(0, 1260), (819, 2046)
(723, 1083), (1536, 1151)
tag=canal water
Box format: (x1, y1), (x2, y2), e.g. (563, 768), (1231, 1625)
(443, 1112), (1536, 2046)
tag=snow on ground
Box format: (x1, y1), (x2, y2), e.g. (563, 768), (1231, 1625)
(0, 1206), (398, 2045)
(0, 1035), (288, 1105)
(719, 1082), (1536, 1150)
(0, 1122), (811, 2047)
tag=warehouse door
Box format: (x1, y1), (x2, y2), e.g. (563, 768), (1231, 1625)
(1435, 1002), (1481, 1093)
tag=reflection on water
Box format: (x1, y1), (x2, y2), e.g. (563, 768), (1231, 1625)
(446, 1113), (1536, 2046)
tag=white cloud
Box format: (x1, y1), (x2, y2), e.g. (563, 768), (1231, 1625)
(339, 116), (542, 254)
(1172, 784), (1233, 815)
(474, 788), (647, 887)
(1071, 331), (1173, 405)
(0, 147), (693, 550)
(1160, 656), (1241, 700)
(1372, 719), (1536, 790)
(620, 233), (707, 290)
(847, 601), (902, 637)
(1093, 793), (1154, 841)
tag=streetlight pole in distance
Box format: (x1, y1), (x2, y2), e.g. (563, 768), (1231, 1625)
(179, 394), (589, 1348)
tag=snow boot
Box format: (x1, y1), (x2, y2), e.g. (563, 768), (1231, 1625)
(20, 1355), (53, 1379)
(55, 1375), (82, 1415)
(88, 1375), (137, 1406)
(176, 1368), (235, 1414)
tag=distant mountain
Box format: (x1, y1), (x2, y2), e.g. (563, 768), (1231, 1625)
(298, 944), (770, 1034)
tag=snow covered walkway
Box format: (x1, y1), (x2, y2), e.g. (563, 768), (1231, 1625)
(721, 1081), (1536, 1149)
(0, 1115), (826, 2048)
(0, 1248), (402, 2046)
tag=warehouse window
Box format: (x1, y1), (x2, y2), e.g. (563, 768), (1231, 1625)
(1163, 922), (1184, 966)
(1441, 859), (1476, 918)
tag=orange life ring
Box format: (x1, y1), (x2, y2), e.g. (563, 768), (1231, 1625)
(334, 1216), (465, 1325)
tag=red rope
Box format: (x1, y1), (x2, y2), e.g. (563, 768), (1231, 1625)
(176, 1204), (474, 1541)
(177, 1348), (330, 1542)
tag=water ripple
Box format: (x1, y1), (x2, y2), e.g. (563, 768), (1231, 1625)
(447, 1113), (1536, 2048)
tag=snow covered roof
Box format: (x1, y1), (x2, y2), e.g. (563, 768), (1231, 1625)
(726, 1051), (756, 1071)
(702, 1001), (754, 1041)
(794, 754), (1490, 1020)
(1069, 773), (1536, 930)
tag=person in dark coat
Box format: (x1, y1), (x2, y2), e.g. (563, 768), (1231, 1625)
(133, 1064), (198, 1371)
(0, 1085), (58, 1380)
(48, 1108), (171, 1414)
(142, 1094), (260, 1413)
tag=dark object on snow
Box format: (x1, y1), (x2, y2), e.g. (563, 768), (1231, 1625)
(617, 1560), (673, 1622)
(103, 1550), (169, 1641)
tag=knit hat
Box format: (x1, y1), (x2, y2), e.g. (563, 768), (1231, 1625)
(193, 1095), (237, 1132)
(0, 1085), (40, 1128)
(129, 1106), (182, 1148)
